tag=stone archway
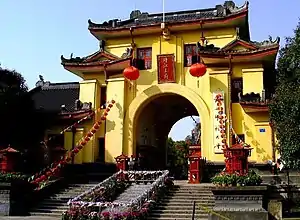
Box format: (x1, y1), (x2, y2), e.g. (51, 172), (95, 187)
(123, 83), (211, 161)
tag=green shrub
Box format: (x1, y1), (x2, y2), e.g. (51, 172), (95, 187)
(211, 171), (262, 186)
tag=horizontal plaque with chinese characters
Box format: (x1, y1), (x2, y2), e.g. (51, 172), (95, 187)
(157, 54), (176, 84)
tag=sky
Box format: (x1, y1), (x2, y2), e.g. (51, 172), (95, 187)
(0, 0), (299, 141)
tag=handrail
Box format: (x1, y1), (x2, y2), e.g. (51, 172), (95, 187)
(198, 203), (231, 220)
(192, 201), (196, 220)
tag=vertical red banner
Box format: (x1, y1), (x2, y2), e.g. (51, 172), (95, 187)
(157, 54), (176, 83)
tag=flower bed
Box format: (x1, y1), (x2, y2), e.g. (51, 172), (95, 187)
(0, 172), (28, 182)
(63, 170), (173, 220)
(211, 170), (263, 187)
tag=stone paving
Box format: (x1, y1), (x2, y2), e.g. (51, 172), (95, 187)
(0, 217), (60, 220)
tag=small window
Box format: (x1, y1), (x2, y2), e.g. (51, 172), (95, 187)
(137, 48), (152, 70)
(184, 44), (198, 67)
(231, 78), (243, 103)
(100, 87), (107, 108)
(232, 134), (245, 145)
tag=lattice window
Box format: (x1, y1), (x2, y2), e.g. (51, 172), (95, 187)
(137, 48), (152, 70)
(100, 86), (107, 108)
(184, 44), (198, 67)
(231, 78), (243, 103)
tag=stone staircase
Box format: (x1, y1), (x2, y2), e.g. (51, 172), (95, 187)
(114, 183), (152, 203)
(102, 183), (153, 213)
(148, 181), (215, 220)
(30, 182), (98, 218)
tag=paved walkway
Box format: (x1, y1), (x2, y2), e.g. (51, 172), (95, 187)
(0, 217), (59, 220)
(173, 180), (213, 186)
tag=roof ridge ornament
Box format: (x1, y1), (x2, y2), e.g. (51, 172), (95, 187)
(251, 36), (280, 47)
(121, 47), (133, 58)
(35, 75), (51, 87)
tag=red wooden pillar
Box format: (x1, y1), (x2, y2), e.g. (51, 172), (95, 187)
(223, 144), (252, 175)
(188, 146), (205, 184)
(115, 153), (129, 171)
(0, 147), (20, 172)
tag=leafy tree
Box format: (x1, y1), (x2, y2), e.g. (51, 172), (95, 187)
(166, 137), (189, 179)
(269, 21), (300, 169)
(0, 67), (48, 151)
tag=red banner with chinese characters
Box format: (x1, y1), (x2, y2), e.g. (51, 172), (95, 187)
(157, 54), (176, 83)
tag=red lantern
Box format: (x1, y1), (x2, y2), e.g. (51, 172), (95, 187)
(123, 66), (140, 80)
(112, 100), (115, 104)
(78, 145), (83, 150)
(73, 148), (79, 153)
(85, 137), (90, 142)
(108, 104), (113, 108)
(101, 116), (106, 120)
(189, 63), (207, 77)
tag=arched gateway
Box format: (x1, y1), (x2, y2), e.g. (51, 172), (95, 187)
(124, 83), (211, 165)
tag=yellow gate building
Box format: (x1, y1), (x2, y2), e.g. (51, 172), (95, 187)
(41, 1), (279, 167)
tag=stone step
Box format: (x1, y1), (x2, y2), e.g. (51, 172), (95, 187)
(156, 204), (214, 210)
(36, 203), (68, 208)
(169, 190), (213, 193)
(147, 218), (207, 220)
(158, 201), (214, 206)
(166, 193), (213, 197)
(149, 213), (208, 218)
(43, 199), (68, 203)
(31, 211), (63, 217)
(161, 197), (214, 202)
(31, 208), (67, 214)
(47, 196), (73, 200)
(60, 188), (94, 192)
(49, 193), (82, 197)
(152, 209), (210, 214)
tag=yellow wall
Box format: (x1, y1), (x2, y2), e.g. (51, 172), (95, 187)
(65, 24), (276, 164)
(105, 77), (125, 161)
(242, 67), (264, 96)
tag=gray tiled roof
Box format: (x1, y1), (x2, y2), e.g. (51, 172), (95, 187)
(30, 82), (79, 113)
(88, 1), (248, 29)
